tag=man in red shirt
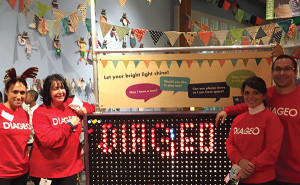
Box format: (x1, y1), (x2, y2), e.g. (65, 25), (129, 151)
(216, 55), (300, 185)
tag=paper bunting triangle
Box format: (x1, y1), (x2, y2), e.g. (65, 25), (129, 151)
(235, 8), (244, 23)
(119, 0), (126, 7)
(46, 20), (54, 37)
(38, 18), (47, 35)
(164, 31), (181, 46)
(201, 24), (210, 32)
(213, 30), (229, 45)
(85, 18), (91, 32)
(293, 17), (300, 25)
(8, 0), (16, 9)
(101, 60), (108, 68)
(149, 30), (164, 45)
(186, 60), (193, 68)
(155, 60), (162, 68)
(112, 60), (119, 68)
(231, 59), (238, 67)
(144, 60), (150, 68)
(242, 40), (251, 45)
(243, 12), (252, 21)
(54, 20), (60, 36)
(230, 28), (244, 42)
(19, 0), (24, 12)
(223, 0), (230, 11)
(273, 30), (283, 44)
(197, 60), (203, 67)
(123, 61), (129, 68)
(198, 31), (213, 46)
(78, 1), (87, 24)
(133, 29), (148, 42)
(243, 59), (249, 67)
(255, 17), (262, 25)
(134, 60), (140, 68)
(208, 60), (213, 67)
(288, 24), (297, 39)
(183, 32), (197, 46)
(53, 8), (67, 20)
(69, 12), (80, 32)
(251, 38), (261, 45)
(115, 26), (130, 42)
(99, 22), (113, 38)
(23, 0), (34, 17)
(255, 58), (262, 66)
(260, 35), (271, 45)
(277, 20), (292, 33)
(61, 17), (69, 35)
(246, 26), (260, 40)
(36, 2), (51, 18)
(218, 59), (226, 67)
(255, 27), (267, 39)
(176, 60), (182, 68)
(261, 24), (275, 37)
(188, 20), (194, 30)
(167, 60), (172, 69)
(266, 57), (272, 65)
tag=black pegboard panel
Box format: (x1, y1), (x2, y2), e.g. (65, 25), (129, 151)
(84, 112), (235, 185)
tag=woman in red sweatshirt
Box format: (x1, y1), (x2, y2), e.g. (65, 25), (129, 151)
(29, 74), (95, 185)
(0, 68), (38, 185)
(226, 76), (283, 185)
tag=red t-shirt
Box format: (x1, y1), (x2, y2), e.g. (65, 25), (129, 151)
(0, 104), (30, 178)
(225, 85), (300, 183)
(226, 109), (283, 184)
(29, 98), (95, 178)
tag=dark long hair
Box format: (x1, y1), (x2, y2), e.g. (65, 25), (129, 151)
(40, 74), (70, 106)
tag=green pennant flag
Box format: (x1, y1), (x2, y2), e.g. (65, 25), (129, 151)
(243, 59), (249, 67)
(36, 2), (51, 18)
(85, 18), (91, 32)
(46, 20), (54, 37)
(113, 60), (119, 68)
(197, 59), (203, 68)
(226, 40), (233, 46)
(134, 60), (140, 68)
(235, 9), (244, 23)
(167, 60), (172, 69)
(230, 28), (245, 42)
(155, 60), (162, 68)
(231, 59), (238, 67)
(255, 58), (262, 66)
(293, 17), (300, 25)
(123, 60), (129, 68)
(115, 26), (131, 42)
(61, 17), (69, 35)
(266, 0), (274, 20)
(277, 20), (292, 33)
(208, 59), (213, 67)
(176, 60), (182, 68)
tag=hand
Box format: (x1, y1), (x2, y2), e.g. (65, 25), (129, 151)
(76, 107), (87, 116)
(235, 169), (250, 181)
(215, 111), (227, 127)
(69, 116), (81, 127)
(238, 159), (255, 176)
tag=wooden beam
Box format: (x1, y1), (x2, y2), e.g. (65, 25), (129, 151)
(179, 0), (191, 47)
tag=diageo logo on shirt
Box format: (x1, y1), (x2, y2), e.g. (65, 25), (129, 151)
(3, 122), (31, 130)
(52, 116), (72, 125)
(234, 127), (260, 135)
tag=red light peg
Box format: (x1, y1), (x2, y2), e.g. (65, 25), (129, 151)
(185, 123), (189, 128)
(107, 124), (112, 129)
(165, 128), (169, 133)
(156, 123), (160, 128)
(161, 137), (165, 142)
(190, 123), (194, 127)
(131, 124), (136, 128)
(165, 137), (170, 143)
(108, 147), (113, 153)
(156, 147), (160, 152)
(161, 123), (164, 128)
(87, 129), (93, 134)
(137, 123), (140, 128)
(141, 123), (145, 128)
(166, 151), (170, 157)
(180, 123), (184, 128)
(122, 124), (126, 128)
(161, 151), (165, 157)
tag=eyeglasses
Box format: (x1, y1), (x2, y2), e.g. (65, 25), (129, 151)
(272, 66), (296, 72)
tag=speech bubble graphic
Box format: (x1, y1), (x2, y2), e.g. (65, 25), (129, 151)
(226, 70), (256, 88)
(188, 82), (230, 102)
(126, 83), (162, 102)
(160, 76), (190, 94)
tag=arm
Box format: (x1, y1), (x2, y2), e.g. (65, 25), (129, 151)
(32, 110), (80, 149)
(250, 115), (284, 170)
(215, 103), (248, 126)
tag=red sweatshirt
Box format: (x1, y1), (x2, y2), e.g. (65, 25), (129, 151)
(224, 85), (300, 183)
(226, 109), (283, 184)
(29, 98), (94, 178)
(0, 104), (30, 178)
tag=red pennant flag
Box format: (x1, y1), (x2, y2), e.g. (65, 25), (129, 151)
(218, 59), (226, 67)
(266, 57), (272, 65)
(242, 40), (251, 45)
(19, 0), (24, 12)
(101, 60), (108, 68)
(144, 60), (150, 68)
(223, 0), (231, 11)
(201, 24), (210, 32)
(186, 60), (193, 68)
(198, 31), (213, 46)
(255, 17), (262, 25)
(133, 28), (148, 42)
(8, 0), (17, 9)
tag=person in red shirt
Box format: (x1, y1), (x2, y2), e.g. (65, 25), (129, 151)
(226, 76), (283, 184)
(29, 74), (95, 185)
(216, 55), (300, 185)
(0, 67), (38, 185)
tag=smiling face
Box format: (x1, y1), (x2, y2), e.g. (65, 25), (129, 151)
(50, 81), (66, 107)
(242, 85), (265, 109)
(5, 82), (26, 110)
(272, 58), (298, 89)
